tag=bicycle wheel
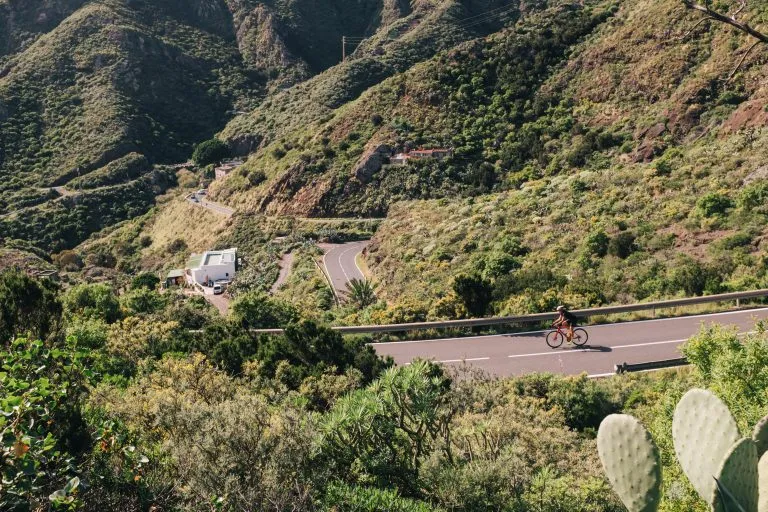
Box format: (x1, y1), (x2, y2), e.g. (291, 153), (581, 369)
(546, 330), (564, 348)
(572, 328), (589, 347)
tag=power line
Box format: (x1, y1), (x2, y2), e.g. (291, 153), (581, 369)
(458, 4), (518, 29)
(340, 3), (516, 61)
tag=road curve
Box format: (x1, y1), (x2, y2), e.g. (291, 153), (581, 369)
(373, 308), (768, 377)
(186, 192), (234, 217)
(321, 241), (369, 295)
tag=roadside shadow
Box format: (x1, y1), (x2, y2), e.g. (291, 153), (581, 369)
(572, 344), (612, 352)
(502, 331), (547, 339)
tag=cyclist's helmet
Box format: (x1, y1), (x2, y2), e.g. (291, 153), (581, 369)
(556, 305), (566, 311)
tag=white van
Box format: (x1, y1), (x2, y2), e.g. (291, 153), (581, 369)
(213, 284), (223, 295)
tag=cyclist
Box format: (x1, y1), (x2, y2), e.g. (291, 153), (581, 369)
(553, 305), (578, 342)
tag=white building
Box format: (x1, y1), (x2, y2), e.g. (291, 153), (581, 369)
(185, 248), (237, 286)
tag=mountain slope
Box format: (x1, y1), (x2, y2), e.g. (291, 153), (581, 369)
(0, 0), (439, 252)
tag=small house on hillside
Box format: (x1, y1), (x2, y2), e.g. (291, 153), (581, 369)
(214, 159), (244, 180)
(165, 269), (185, 287)
(185, 248), (237, 286)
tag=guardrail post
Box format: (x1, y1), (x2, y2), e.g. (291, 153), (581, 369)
(737, 298), (741, 307)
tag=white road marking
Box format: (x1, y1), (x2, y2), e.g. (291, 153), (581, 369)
(372, 308), (768, 345)
(438, 357), (490, 363)
(507, 348), (603, 359)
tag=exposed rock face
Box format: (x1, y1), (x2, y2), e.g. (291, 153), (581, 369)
(634, 122), (667, 162)
(744, 165), (768, 185)
(228, 2), (312, 89)
(353, 143), (392, 183)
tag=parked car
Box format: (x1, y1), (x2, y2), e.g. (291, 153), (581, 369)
(197, 189), (207, 196)
(213, 284), (223, 295)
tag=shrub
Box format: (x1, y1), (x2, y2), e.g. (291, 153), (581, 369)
(668, 256), (710, 296)
(248, 169), (267, 185)
(121, 288), (166, 315)
(229, 292), (299, 329)
(1, 337), (93, 510)
(484, 253), (521, 278)
(131, 272), (160, 290)
(695, 192), (733, 218)
(63, 283), (120, 323)
(452, 273), (493, 317)
(738, 182), (768, 211)
(323, 482), (440, 511)
(191, 138), (229, 166)
(167, 238), (187, 254)
(371, 114), (384, 126)
(319, 361), (450, 493)
(583, 229), (609, 257)
(0, 270), (61, 344)
(607, 231), (636, 259)
(56, 250), (83, 270)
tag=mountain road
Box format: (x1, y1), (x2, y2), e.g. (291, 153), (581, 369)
(373, 308), (768, 377)
(320, 241), (369, 296)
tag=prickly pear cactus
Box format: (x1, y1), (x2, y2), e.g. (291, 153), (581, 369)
(712, 438), (758, 512)
(597, 414), (661, 512)
(753, 416), (768, 458)
(759, 452), (768, 512)
(673, 389), (740, 503)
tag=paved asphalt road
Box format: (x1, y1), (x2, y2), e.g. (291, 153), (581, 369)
(322, 241), (369, 295)
(187, 192), (234, 217)
(373, 308), (768, 377)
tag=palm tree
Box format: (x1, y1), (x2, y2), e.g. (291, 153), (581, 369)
(345, 278), (377, 309)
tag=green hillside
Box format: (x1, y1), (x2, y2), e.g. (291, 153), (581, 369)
(0, 0), (460, 253)
(194, 0), (768, 319)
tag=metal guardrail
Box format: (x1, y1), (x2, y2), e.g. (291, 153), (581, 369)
(243, 288), (768, 335)
(615, 358), (689, 374)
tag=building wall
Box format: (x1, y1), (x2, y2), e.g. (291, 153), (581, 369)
(190, 262), (236, 285)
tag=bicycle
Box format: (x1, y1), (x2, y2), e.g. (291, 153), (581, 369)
(546, 324), (589, 348)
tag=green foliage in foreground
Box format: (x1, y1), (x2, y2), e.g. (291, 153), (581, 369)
(7, 271), (768, 511)
(1, 337), (94, 510)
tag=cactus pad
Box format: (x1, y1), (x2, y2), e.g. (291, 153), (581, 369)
(673, 389), (740, 502)
(712, 438), (758, 512)
(753, 415), (768, 458)
(758, 451), (768, 512)
(598, 414), (661, 512)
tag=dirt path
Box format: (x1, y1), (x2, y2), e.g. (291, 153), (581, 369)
(271, 252), (294, 294)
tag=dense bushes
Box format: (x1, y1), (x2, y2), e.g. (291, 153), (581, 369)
(0, 269), (61, 344)
(192, 138), (229, 166)
(13, 272), (768, 510)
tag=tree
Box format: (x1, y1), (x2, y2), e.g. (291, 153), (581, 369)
(0, 270), (61, 344)
(121, 288), (167, 315)
(62, 283), (120, 323)
(191, 138), (229, 166)
(229, 292), (299, 329)
(256, 320), (390, 387)
(345, 278), (377, 309)
(319, 361), (452, 494)
(131, 272), (160, 290)
(452, 273), (493, 317)
(681, 0), (768, 82)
